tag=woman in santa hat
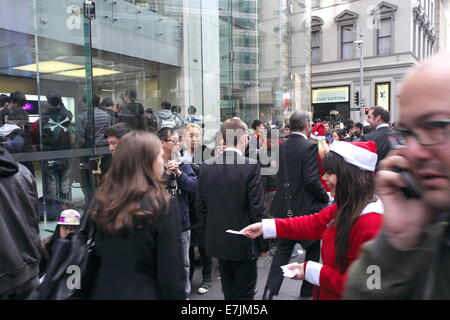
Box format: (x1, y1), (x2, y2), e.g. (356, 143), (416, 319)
(310, 123), (331, 192)
(241, 141), (383, 300)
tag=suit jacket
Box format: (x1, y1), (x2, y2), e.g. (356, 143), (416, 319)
(270, 134), (329, 219)
(360, 125), (392, 165)
(196, 150), (265, 261)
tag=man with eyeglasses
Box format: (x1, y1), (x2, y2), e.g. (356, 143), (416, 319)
(158, 127), (198, 299)
(345, 52), (450, 299)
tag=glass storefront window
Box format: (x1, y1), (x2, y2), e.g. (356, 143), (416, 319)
(0, 0), (312, 236)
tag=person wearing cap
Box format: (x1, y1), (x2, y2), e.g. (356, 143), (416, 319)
(38, 209), (82, 278)
(310, 123), (331, 192)
(241, 141), (384, 300)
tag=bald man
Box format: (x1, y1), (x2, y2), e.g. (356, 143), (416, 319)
(344, 53), (450, 299)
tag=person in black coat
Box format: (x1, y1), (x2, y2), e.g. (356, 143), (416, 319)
(196, 118), (265, 300)
(360, 106), (392, 166)
(86, 131), (185, 300)
(264, 110), (329, 300)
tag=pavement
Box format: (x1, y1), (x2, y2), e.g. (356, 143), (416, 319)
(188, 243), (310, 301)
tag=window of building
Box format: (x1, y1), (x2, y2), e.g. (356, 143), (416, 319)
(312, 30), (321, 63)
(341, 26), (354, 60)
(377, 18), (392, 55)
(312, 0), (320, 9)
(334, 10), (359, 60)
(311, 16), (324, 64)
(372, 2), (398, 56)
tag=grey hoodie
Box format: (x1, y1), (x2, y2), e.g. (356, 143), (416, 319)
(156, 110), (182, 129)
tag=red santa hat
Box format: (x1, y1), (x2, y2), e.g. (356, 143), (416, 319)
(330, 141), (378, 172)
(310, 123), (326, 140)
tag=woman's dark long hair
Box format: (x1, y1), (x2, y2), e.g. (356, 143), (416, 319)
(89, 131), (170, 234)
(322, 151), (376, 273)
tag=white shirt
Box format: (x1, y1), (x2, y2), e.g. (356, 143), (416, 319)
(290, 132), (308, 140)
(376, 123), (390, 130)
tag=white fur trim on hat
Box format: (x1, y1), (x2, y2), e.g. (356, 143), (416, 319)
(310, 133), (326, 140)
(330, 141), (378, 171)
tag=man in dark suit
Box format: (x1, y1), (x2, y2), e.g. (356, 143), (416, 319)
(196, 118), (265, 300)
(264, 110), (329, 300)
(361, 106), (392, 166)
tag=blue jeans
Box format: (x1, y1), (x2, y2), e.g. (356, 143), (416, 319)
(181, 230), (191, 297)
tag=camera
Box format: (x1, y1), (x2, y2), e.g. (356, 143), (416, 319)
(168, 172), (179, 196)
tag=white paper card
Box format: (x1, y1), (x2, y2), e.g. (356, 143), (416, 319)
(281, 263), (301, 278)
(226, 229), (243, 235)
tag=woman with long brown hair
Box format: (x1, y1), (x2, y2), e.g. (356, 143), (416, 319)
(86, 131), (185, 299)
(241, 141), (384, 300)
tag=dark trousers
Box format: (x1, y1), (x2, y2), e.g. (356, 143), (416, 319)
(264, 239), (321, 297)
(189, 246), (212, 283)
(218, 259), (257, 300)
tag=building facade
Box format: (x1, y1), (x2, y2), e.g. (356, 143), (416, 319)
(309, 0), (448, 123)
(0, 0), (312, 222)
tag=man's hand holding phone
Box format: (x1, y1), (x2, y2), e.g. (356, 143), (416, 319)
(377, 150), (434, 250)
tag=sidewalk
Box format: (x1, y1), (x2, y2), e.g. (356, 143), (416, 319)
(188, 244), (308, 300)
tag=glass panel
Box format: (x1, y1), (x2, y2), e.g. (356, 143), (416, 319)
(378, 18), (391, 37)
(0, 0), (313, 237)
(342, 43), (353, 59)
(0, 0), (95, 234)
(312, 30), (320, 47)
(342, 26), (353, 42)
(312, 48), (321, 64)
(378, 37), (391, 55)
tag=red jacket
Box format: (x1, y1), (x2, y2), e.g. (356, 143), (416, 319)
(273, 201), (383, 300)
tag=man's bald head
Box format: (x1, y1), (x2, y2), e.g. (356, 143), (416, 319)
(399, 52), (450, 123)
(397, 52), (450, 212)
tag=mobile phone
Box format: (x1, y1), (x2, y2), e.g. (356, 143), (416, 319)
(392, 167), (421, 199)
(387, 134), (421, 198)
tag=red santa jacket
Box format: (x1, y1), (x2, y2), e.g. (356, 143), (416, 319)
(266, 200), (383, 300)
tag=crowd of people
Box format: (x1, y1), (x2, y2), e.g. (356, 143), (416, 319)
(0, 52), (449, 300)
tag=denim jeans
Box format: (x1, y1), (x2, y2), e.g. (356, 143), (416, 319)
(44, 160), (71, 201)
(181, 230), (191, 297)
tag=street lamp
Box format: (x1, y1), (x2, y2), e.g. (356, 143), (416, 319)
(345, 27), (364, 122)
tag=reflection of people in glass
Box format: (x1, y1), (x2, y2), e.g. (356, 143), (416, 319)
(0, 109), (35, 175)
(184, 105), (201, 125)
(119, 89), (144, 130)
(0, 94), (10, 126)
(100, 97), (119, 125)
(77, 95), (113, 202)
(32, 89), (73, 205)
(4, 91), (29, 123)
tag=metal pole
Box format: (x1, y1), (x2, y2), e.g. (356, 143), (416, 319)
(359, 28), (364, 122)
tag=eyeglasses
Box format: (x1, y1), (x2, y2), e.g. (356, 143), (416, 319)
(164, 137), (182, 143)
(391, 119), (450, 147)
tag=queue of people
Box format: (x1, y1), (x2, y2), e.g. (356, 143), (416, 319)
(1, 52), (449, 301)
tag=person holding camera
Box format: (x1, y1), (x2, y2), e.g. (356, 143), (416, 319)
(158, 127), (198, 298)
(344, 52), (450, 299)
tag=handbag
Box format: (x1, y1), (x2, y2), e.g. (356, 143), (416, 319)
(29, 215), (97, 300)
